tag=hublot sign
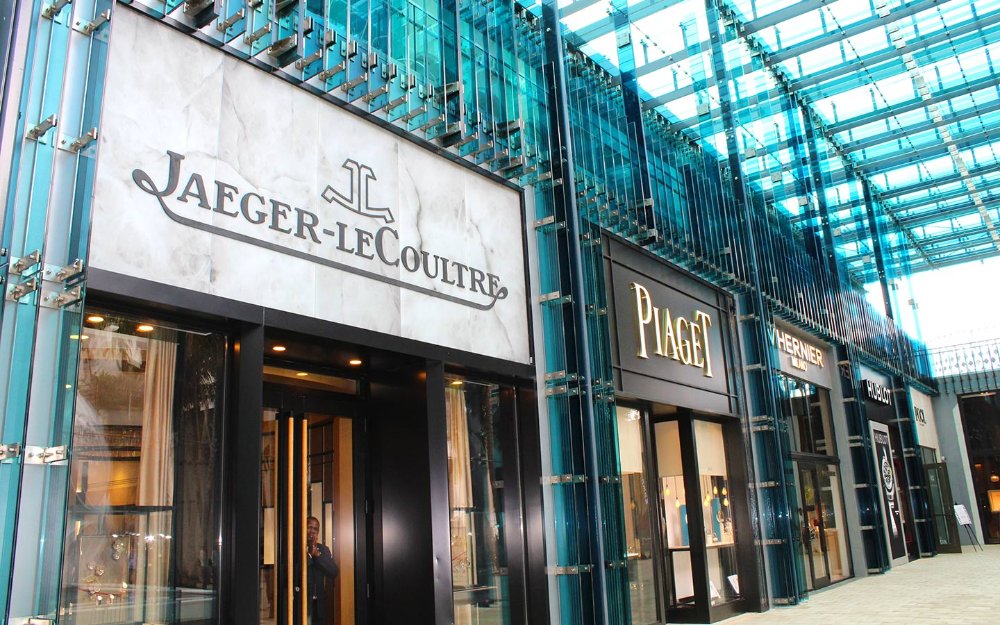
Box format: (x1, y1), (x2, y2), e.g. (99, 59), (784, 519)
(132, 150), (509, 311)
(863, 379), (893, 406)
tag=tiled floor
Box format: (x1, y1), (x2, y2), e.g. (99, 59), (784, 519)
(724, 545), (1000, 625)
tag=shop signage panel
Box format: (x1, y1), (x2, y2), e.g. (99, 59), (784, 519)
(769, 322), (834, 388)
(863, 379), (893, 406)
(89, 9), (530, 364)
(909, 388), (939, 451)
(605, 238), (735, 414)
(870, 422), (907, 561)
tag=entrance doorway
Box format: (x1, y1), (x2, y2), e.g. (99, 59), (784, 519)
(259, 367), (363, 625)
(797, 465), (830, 589)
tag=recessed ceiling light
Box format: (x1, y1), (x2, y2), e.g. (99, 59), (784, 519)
(348, 358), (362, 366)
(273, 345), (287, 353)
(137, 324), (154, 333)
(86, 315), (105, 323)
(80, 335), (90, 340)
(296, 372), (309, 377)
(69, 334), (80, 340)
(450, 379), (463, 386)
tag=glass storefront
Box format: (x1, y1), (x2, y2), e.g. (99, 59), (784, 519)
(776, 374), (852, 590)
(59, 310), (226, 623)
(615, 405), (751, 623)
(445, 377), (511, 625)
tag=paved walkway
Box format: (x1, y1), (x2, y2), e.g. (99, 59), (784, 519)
(724, 546), (1000, 625)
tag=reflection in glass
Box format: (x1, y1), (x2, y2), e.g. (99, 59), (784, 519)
(258, 374), (355, 625)
(693, 421), (740, 605)
(59, 311), (225, 622)
(654, 421), (694, 607)
(446, 378), (510, 625)
(615, 407), (657, 624)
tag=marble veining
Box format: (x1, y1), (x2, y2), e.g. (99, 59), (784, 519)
(88, 8), (530, 364)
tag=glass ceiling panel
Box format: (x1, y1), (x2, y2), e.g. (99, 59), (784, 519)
(558, 0), (1000, 277)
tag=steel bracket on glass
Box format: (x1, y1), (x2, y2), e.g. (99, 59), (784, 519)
(10, 251), (42, 275)
(7, 278), (39, 303)
(538, 291), (572, 305)
(217, 8), (245, 32)
(545, 474), (587, 485)
(74, 9), (111, 36)
(545, 564), (593, 575)
(22, 445), (68, 465)
(0, 443), (21, 462)
(58, 127), (98, 154)
(41, 0), (71, 20)
(42, 285), (82, 309)
(26, 115), (58, 142)
(52, 259), (85, 283)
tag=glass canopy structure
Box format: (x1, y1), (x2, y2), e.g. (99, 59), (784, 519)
(553, 0), (1000, 285)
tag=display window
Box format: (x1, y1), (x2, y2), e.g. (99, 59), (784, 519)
(59, 309), (227, 622)
(614, 404), (753, 624)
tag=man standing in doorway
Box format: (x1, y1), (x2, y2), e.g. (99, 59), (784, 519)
(307, 516), (339, 624)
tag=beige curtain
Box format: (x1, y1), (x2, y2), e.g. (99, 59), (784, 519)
(446, 388), (474, 625)
(136, 337), (177, 624)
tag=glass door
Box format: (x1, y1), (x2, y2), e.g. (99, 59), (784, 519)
(925, 463), (962, 553)
(260, 373), (358, 625)
(797, 465), (831, 589)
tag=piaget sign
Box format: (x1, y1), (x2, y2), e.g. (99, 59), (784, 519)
(631, 282), (714, 377)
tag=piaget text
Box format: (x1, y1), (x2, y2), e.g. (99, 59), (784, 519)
(631, 282), (714, 377)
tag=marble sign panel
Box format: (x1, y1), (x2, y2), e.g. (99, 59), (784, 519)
(89, 8), (530, 364)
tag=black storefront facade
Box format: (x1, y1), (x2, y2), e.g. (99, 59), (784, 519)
(859, 367), (916, 566)
(41, 9), (547, 625)
(603, 236), (761, 624)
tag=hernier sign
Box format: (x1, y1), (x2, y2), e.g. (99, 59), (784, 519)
(88, 9), (529, 364)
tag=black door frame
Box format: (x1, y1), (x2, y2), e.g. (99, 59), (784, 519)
(617, 402), (759, 625)
(84, 269), (544, 625)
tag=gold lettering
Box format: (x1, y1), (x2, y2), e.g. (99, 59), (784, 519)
(691, 318), (705, 369)
(632, 283), (653, 359)
(815, 349), (823, 368)
(653, 307), (664, 356)
(676, 317), (692, 365)
(661, 307), (678, 359)
(695, 310), (714, 377)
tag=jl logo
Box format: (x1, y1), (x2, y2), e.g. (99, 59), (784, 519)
(322, 159), (394, 224)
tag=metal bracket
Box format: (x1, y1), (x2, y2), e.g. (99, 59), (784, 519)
(217, 8), (244, 31)
(8, 278), (39, 302)
(75, 9), (111, 36)
(11, 250), (42, 274)
(546, 564), (592, 575)
(245, 22), (271, 45)
(60, 128), (97, 153)
(0, 443), (21, 462)
(45, 286), (82, 309)
(41, 0), (71, 20)
(26, 115), (58, 141)
(544, 474), (587, 484)
(23, 445), (68, 465)
(53, 259), (85, 283)
(341, 72), (368, 92)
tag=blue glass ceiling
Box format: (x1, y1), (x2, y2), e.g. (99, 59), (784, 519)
(551, 0), (1000, 282)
